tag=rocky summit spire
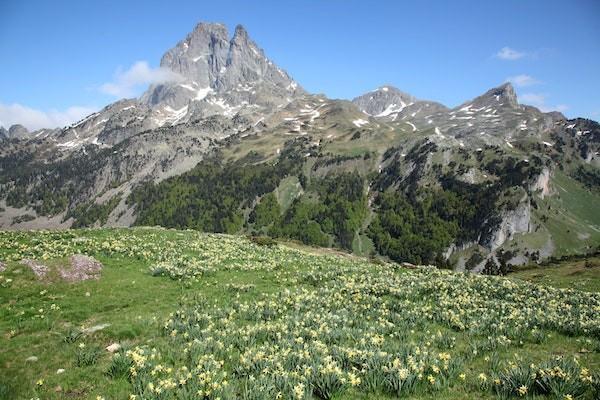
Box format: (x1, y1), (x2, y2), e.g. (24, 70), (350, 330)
(141, 22), (302, 109)
(158, 22), (229, 87)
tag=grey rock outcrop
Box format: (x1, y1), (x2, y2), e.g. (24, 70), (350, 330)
(20, 259), (49, 279)
(8, 124), (29, 139)
(59, 254), (103, 282)
(484, 200), (531, 251)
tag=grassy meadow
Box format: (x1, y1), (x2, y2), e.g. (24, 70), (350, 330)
(0, 228), (598, 399)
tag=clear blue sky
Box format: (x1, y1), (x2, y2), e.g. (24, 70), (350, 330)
(1, 0), (599, 129)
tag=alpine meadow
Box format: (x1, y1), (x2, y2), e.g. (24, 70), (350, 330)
(1, 2), (599, 399)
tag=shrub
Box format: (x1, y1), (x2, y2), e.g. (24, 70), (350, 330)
(249, 235), (278, 247)
(106, 352), (132, 379)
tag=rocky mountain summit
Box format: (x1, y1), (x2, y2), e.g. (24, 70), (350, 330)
(145, 23), (302, 109)
(50, 23), (303, 149)
(1, 21), (599, 272)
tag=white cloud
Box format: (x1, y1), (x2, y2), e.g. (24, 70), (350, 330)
(506, 74), (540, 87)
(100, 61), (183, 98)
(520, 93), (546, 104)
(0, 103), (97, 131)
(519, 92), (568, 113)
(495, 46), (526, 60)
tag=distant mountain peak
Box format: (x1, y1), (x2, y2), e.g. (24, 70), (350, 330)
(352, 85), (416, 116)
(472, 82), (519, 108)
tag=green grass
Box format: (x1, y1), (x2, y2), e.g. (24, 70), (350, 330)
(535, 171), (600, 256)
(275, 176), (303, 212)
(0, 228), (598, 400)
(510, 256), (600, 292)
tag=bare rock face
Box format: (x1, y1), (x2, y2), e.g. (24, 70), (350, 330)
(20, 259), (49, 279)
(59, 255), (103, 282)
(141, 23), (303, 112)
(531, 167), (552, 198)
(484, 201), (531, 251)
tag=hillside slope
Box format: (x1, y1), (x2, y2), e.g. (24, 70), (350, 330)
(0, 228), (599, 399)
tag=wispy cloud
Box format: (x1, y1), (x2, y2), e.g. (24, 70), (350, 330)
(495, 46), (526, 60)
(0, 103), (97, 131)
(506, 74), (540, 87)
(100, 61), (183, 98)
(519, 92), (568, 113)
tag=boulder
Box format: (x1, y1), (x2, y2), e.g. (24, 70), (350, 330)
(20, 259), (49, 279)
(59, 255), (103, 282)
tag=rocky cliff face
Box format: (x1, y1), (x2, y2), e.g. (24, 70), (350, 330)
(143, 23), (302, 112)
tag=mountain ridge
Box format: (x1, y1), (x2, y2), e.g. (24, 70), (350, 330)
(1, 21), (599, 273)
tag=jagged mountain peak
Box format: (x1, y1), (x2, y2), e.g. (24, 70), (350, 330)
(231, 24), (250, 43)
(352, 85), (417, 116)
(52, 22), (304, 149)
(143, 21), (302, 110)
(471, 82), (519, 108)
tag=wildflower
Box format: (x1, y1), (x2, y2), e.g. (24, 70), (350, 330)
(36, 379), (44, 386)
(427, 375), (436, 385)
(564, 395), (573, 400)
(459, 373), (466, 381)
(478, 373), (487, 382)
(398, 368), (409, 380)
(293, 382), (305, 399)
(348, 372), (361, 387)
(517, 385), (528, 396)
